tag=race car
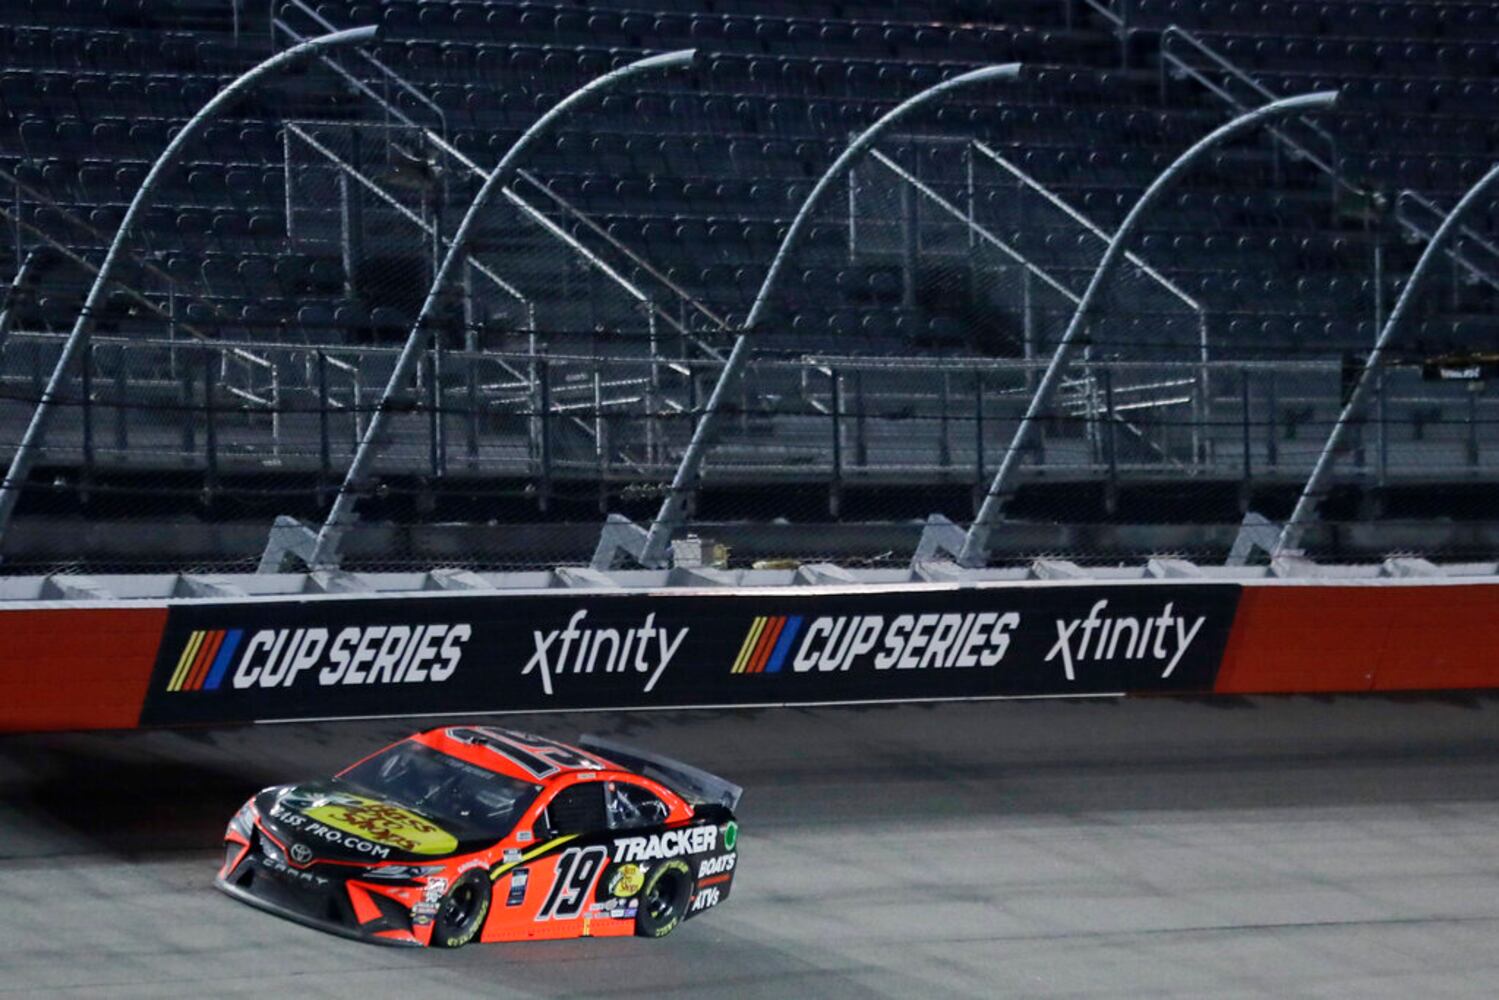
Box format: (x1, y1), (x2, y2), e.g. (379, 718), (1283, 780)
(215, 726), (741, 947)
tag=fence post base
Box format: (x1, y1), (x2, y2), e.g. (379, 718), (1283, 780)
(591, 513), (651, 570)
(1225, 511), (1284, 567)
(911, 513), (969, 564)
(258, 515), (319, 573)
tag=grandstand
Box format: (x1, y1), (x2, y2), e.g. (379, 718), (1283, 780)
(0, 0), (1495, 573)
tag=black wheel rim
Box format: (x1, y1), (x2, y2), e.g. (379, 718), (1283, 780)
(646, 872), (679, 921)
(442, 881), (480, 928)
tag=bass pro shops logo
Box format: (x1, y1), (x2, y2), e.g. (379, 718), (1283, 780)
(164, 624), (472, 692)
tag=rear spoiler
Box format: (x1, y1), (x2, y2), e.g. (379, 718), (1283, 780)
(578, 734), (743, 811)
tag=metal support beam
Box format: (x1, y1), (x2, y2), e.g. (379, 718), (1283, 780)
(40, 575), (112, 600)
(0, 25), (379, 549)
(947, 89), (1340, 568)
(0, 248), (42, 349)
(307, 48), (696, 571)
(174, 574), (249, 598)
(1274, 161), (1499, 557)
(638, 63), (1023, 568)
(425, 567), (493, 590)
(554, 565), (623, 588)
(306, 570), (372, 594)
(1225, 511), (1280, 567)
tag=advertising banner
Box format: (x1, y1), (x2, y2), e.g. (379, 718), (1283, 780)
(138, 583), (1243, 726)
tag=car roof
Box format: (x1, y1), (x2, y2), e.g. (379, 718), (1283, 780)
(413, 725), (626, 786)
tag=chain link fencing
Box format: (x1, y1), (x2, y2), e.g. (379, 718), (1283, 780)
(0, 326), (1495, 570)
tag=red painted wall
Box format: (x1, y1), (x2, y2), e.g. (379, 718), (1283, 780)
(0, 606), (167, 731)
(1216, 583), (1499, 694)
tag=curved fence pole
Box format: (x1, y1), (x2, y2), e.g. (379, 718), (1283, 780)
(0, 248), (43, 350)
(951, 89), (1340, 568)
(1274, 162), (1499, 558)
(0, 24), (380, 548)
(635, 63), (1024, 569)
(307, 49), (698, 570)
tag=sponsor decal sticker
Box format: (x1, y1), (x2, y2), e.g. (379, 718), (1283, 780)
(608, 863), (645, 897)
(412, 881), (446, 924)
(303, 795), (457, 856)
(165, 629), (244, 692)
(1045, 599), (1205, 680)
(588, 900), (639, 919)
(467, 728), (607, 779)
(536, 846), (609, 922)
(723, 821), (738, 850)
(167, 624), (471, 692)
(258, 853), (330, 887)
(690, 885), (722, 913)
(612, 826), (717, 863)
(697, 854), (736, 878)
(506, 867), (529, 907)
(733, 612), (1021, 674)
(278, 790), (458, 857)
(731, 616), (803, 674)
(523, 610), (688, 695)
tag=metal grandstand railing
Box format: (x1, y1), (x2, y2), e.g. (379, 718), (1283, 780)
(274, 0), (728, 358)
(854, 142), (1079, 364)
(282, 118), (538, 349)
(1155, 24), (1499, 331)
(0, 166), (236, 345)
(1395, 188), (1499, 296)
(971, 140), (1203, 325)
(0, 330), (1492, 491)
(1158, 26), (1352, 206)
(272, 0), (449, 141)
(848, 134), (1218, 463)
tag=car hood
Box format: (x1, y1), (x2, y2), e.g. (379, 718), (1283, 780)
(253, 780), (469, 866)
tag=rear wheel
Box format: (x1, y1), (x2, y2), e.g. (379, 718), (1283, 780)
(635, 859), (691, 938)
(432, 871), (490, 948)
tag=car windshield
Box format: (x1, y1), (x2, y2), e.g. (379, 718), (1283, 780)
(337, 741), (541, 841)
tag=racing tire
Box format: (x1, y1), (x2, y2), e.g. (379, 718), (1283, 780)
(432, 871), (491, 948)
(634, 859), (691, 939)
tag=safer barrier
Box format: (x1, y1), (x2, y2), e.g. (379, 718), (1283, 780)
(3, 578), (1498, 732)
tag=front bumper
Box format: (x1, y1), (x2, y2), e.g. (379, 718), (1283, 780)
(217, 833), (427, 947)
(214, 876), (423, 948)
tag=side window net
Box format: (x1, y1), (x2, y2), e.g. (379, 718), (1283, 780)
(543, 782), (607, 835)
(606, 781), (669, 830)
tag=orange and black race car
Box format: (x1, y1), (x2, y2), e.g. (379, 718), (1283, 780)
(215, 726), (741, 947)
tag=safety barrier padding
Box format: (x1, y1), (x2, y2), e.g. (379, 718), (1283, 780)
(2, 577), (1498, 733)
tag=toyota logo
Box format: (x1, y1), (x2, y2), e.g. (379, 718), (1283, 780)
(289, 842), (313, 866)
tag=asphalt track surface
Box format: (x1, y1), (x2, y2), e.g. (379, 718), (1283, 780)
(4, 695), (1499, 998)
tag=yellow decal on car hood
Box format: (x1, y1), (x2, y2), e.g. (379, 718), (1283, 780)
(303, 793), (457, 856)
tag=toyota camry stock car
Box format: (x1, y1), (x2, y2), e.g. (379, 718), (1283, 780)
(216, 727), (741, 947)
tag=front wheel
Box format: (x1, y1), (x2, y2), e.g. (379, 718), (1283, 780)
(635, 859), (691, 938)
(431, 871), (490, 948)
